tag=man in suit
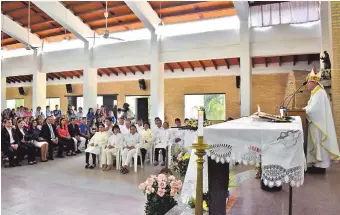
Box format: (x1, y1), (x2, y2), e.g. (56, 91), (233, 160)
(40, 116), (65, 160)
(1, 118), (27, 167)
(68, 117), (87, 153)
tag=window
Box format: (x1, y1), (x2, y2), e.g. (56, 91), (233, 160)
(76, 96), (103, 109)
(184, 94), (226, 120)
(6, 99), (24, 109)
(46, 98), (60, 108)
(125, 95), (151, 120)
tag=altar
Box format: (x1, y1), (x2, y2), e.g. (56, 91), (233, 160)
(180, 116), (306, 215)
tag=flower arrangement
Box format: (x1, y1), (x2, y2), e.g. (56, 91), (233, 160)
(139, 174), (183, 215)
(320, 68), (331, 80)
(185, 119), (213, 131)
(187, 171), (237, 211)
(172, 148), (191, 177)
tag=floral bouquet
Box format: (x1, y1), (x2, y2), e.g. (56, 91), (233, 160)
(185, 119), (213, 131)
(139, 174), (183, 215)
(172, 148), (191, 177)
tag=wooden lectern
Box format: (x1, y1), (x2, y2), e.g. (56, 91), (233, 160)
(287, 109), (308, 154)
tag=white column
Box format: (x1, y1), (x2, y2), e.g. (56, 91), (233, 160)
(32, 50), (46, 112)
(150, 33), (165, 123)
(1, 76), (7, 110)
(83, 42), (97, 112)
(240, 20), (252, 116)
(320, 1), (331, 68)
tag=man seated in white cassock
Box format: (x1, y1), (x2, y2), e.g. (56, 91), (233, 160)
(154, 122), (172, 166)
(304, 69), (340, 173)
(121, 120), (131, 136)
(101, 125), (123, 171)
(120, 125), (143, 174)
(171, 118), (185, 151)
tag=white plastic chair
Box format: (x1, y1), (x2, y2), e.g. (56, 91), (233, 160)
(130, 147), (144, 173)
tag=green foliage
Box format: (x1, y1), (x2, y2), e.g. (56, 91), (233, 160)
(145, 192), (177, 215)
(204, 94), (225, 120)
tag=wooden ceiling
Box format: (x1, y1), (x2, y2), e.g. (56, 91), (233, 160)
(1, 1), (235, 49)
(6, 54), (319, 83)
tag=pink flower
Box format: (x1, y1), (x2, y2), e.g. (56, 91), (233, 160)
(177, 152), (183, 161)
(146, 177), (155, 186)
(138, 182), (146, 191)
(150, 174), (157, 179)
(170, 189), (177, 197)
(170, 181), (176, 188)
(168, 175), (176, 181)
(157, 174), (167, 182)
(145, 186), (155, 194)
(157, 188), (166, 197)
(159, 181), (166, 189)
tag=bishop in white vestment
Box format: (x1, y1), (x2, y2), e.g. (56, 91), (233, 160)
(304, 69), (340, 170)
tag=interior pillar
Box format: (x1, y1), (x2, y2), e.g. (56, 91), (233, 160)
(83, 42), (98, 112)
(32, 50), (46, 112)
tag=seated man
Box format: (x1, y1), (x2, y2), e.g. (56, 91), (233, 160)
(154, 122), (172, 166)
(68, 117), (87, 152)
(104, 118), (114, 136)
(85, 123), (109, 169)
(117, 117), (126, 131)
(1, 118), (27, 167)
(171, 118), (185, 150)
(79, 117), (90, 149)
(121, 119), (131, 136)
(101, 125), (123, 171)
(40, 116), (66, 160)
(120, 125), (142, 174)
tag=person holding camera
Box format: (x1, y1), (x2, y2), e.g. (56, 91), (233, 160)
(121, 103), (134, 121)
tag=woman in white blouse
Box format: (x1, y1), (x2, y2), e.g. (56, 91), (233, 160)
(101, 125), (123, 171)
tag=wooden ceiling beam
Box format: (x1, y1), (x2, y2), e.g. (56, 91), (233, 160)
(70, 71), (80, 78)
(165, 63), (174, 73)
(177, 63), (184, 72)
(211, 59), (218, 70)
(136, 66), (144, 74)
(187, 62), (195, 71)
(17, 2), (51, 22)
(46, 74), (53, 81)
(126, 66), (136, 75)
(74, 3), (126, 17)
(224, 59), (230, 69)
(264, 57), (268, 67)
(115, 67), (127, 76)
(100, 68), (111, 77)
(2, 5), (27, 15)
(150, 1), (205, 10)
(56, 72), (67, 80)
(10, 76), (22, 83)
(7, 77), (16, 83)
(198, 61), (206, 71)
(97, 70), (103, 77)
(107, 68), (118, 76)
(161, 5), (234, 19)
(64, 2), (94, 9)
(48, 73), (60, 80)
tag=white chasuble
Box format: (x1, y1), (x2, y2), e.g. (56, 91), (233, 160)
(305, 85), (340, 168)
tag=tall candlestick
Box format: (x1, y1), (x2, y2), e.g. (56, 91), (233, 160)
(198, 110), (204, 136)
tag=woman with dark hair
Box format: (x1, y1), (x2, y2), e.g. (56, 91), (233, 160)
(29, 120), (48, 162)
(56, 117), (76, 156)
(10, 109), (16, 119)
(101, 125), (123, 171)
(86, 108), (95, 125)
(16, 119), (37, 165)
(89, 118), (97, 137)
(95, 109), (101, 118)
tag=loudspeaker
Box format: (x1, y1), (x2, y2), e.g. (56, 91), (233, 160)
(18, 87), (25, 96)
(136, 98), (148, 122)
(236, 76), (240, 88)
(66, 84), (72, 93)
(138, 79), (146, 90)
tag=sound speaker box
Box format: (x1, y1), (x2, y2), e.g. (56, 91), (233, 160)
(138, 79), (147, 90)
(18, 87), (25, 96)
(236, 76), (240, 88)
(136, 98), (148, 121)
(66, 84), (72, 93)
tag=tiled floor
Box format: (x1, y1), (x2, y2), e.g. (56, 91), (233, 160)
(2, 155), (340, 215)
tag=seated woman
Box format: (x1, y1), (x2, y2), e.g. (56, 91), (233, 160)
(138, 122), (153, 163)
(120, 125), (143, 174)
(101, 125), (123, 171)
(89, 118), (98, 138)
(16, 119), (37, 165)
(154, 122), (172, 166)
(85, 123), (109, 169)
(29, 120), (48, 162)
(56, 117), (76, 156)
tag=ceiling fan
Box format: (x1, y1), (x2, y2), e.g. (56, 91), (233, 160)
(25, 1), (41, 50)
(86, 1), (124, 41)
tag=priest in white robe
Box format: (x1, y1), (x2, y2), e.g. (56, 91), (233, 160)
(304, 69), (340, 173)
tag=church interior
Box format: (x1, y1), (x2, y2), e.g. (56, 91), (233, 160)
(1, 1), (340, 215)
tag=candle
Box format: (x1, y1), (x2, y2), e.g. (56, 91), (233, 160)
(198, 110), (204, 136)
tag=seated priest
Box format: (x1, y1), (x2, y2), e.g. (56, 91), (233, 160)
(101, 125), (123, 171)
(154, 122), (172, 166)
(171, 118), (185, 150)
(304, 69), (340, 174)
(85, 123), (109, 169)
(138, 121), (153, 163)
(120, 125), (143, 174)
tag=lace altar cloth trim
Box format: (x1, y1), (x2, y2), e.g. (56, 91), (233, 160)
(206, 143), (261, 165)
(261, 165), (304, 187)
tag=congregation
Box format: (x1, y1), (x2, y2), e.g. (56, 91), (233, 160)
(1, 103), (191, 175)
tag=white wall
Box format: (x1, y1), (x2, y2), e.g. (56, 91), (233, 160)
(2, 22), (321, 77)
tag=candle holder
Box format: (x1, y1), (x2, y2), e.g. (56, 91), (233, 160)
(192, 136), (211, 215)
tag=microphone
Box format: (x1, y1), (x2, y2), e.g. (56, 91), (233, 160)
(282, 90), (304, 106)
(285, 81), (307, 107)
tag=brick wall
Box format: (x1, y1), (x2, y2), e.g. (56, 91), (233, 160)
(331, 2), (340, 142)
(6, 72), (310, 124)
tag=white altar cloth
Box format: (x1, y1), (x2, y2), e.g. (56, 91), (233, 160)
(180, 116), (305, 204)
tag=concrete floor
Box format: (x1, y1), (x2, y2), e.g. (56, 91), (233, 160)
(2, 154), (340, 215)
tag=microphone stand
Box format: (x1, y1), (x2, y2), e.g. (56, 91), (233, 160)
(280, 82), (306, 116)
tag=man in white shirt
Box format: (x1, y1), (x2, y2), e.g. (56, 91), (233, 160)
(118, 118), (126, 131)
(136, 119), (144, 134)
(104, 118), (114, 136)
(121, 120), (131, 135)
(120, 125), (143, 174)
(172, 118), (185, 148)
